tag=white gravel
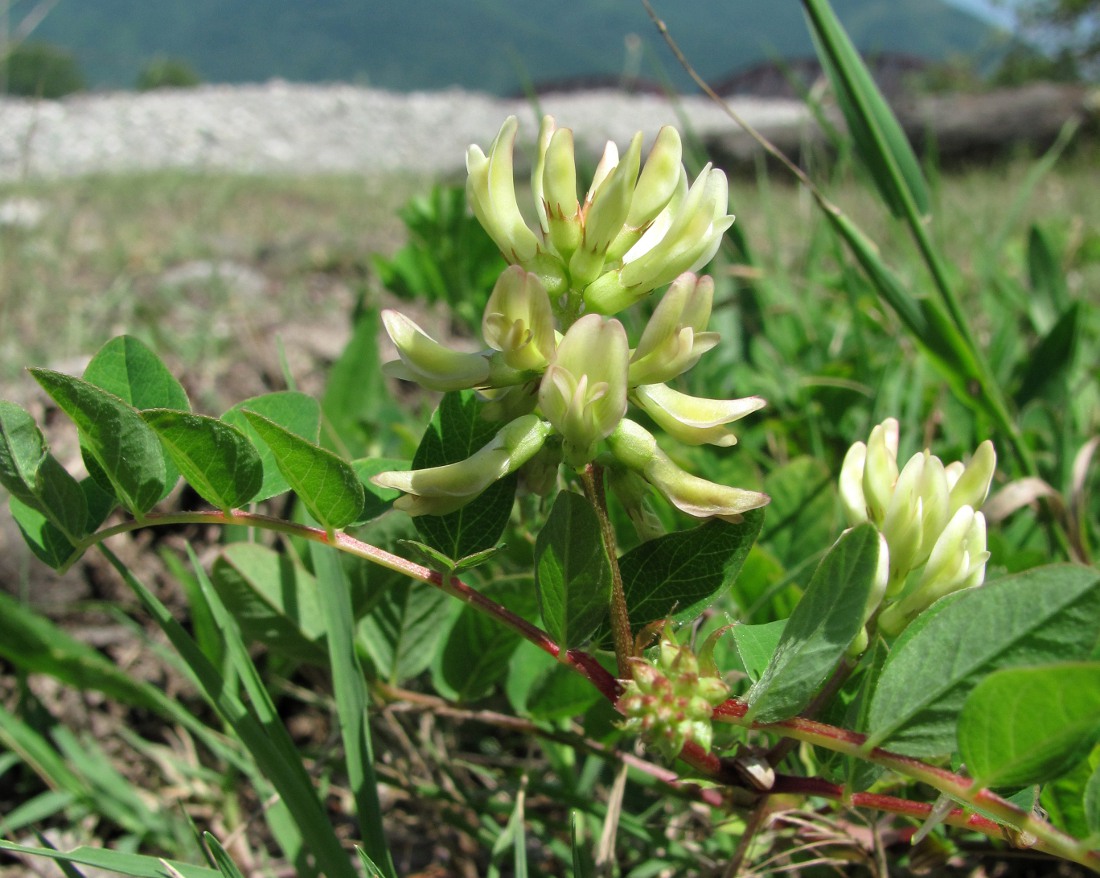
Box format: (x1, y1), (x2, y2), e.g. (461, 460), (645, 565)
(0, 81), (808, 181)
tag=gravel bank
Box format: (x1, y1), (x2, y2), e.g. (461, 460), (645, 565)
(0, 81), (808, 181)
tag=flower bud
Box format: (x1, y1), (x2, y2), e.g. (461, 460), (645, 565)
(628, 272), (719, 386)
(880, 451), (949, 591)
(632, 383), (764, 447)
(584, 165), (732, 314)
(863, 418), (900, 524)
(947, 439), (996, 517)
(838, 441), (869, 526)
(606, 419), (769, 522)
(482, 266), (557, 372)
(534, 118), (582, 259)
(381, 310), (491, 391)
(847, 530), (891, 657)
(569, 132), (643, 287)
(632, 127), (684, 220)
(537, 314), (628, 467)
(839, 419), (997, 637)
(608, 126), (684, 260)
(466, 116), (541, 264)
(878, 507), (988, 635)
(622, 166), (732, 289)
(372, 415), (552, 516)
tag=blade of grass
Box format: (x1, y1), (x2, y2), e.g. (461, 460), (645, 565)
(309, 542), (397, 878)
(0, 839), (217, 878)
(201, 835), (246, 878)
(97, 543), (357, 878)
(799, 0), (1033, 474)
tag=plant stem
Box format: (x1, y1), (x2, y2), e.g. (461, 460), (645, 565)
(581, 462), (634, 678)
(714, 705), (1100, 871)
(86, 509), (623, 703)
(375, 683), (727, 808)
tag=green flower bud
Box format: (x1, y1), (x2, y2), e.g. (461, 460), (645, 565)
(881, 451), (950, 593)
(878, 507), (988, 635)
(627, 272), (719, 386)
(534, 118), (582, 259)
(606, 419), (769, 522)
(847, 530), (890, 658)
(583, 165), (732, 314)
(608, 126), (684, 260)
(946, 439), (996, 517)
(631, 383), (765, 447)
(863, 418), (900, 524)
(466, 116), (541, 264)
(838, 420), (997, 637)
(538, 314), (628, 467)
(568, 132), (642, 287)
(482, 266), (557, 372)
(638, 169), (731, 276)
(372, 415), (551, 516)
(381, 310), (491, 391)
(838, 440), (870, 526)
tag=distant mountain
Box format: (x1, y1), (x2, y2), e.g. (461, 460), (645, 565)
(32, 0), (1008, 95)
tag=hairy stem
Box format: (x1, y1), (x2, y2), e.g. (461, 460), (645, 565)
(88, 509), (623, 702)
(581, 462), (633, 678)
(714, 703), (1100, 871)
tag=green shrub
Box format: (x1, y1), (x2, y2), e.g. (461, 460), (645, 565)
(135, 55), (202, 91)
(3, 41), (84, 98)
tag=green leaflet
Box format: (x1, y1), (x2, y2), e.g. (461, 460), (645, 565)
(357, 578), (456, 686)
(0, 401), (87, 544)
(618, 508), (764, 628)
(143, 409), (263, 511)
(745, 524), (880, 723)
(30, 368), (168, 517)
(433, 580), (532, 703)
(534, 491), (611, 650)
(958, 662), (1100, 788)
(243, 409), (364, 531)
(866, 565), (1100, 757)
(222, 391), (322, 502)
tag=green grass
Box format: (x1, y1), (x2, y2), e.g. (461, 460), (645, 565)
(0, 171), (428, 389)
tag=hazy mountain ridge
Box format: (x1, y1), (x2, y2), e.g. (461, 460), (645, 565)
(33, 0), (1007, 94)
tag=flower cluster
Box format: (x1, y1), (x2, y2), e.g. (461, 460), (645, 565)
(839, 418), (996, 636)
(374, 117), (769, 524)
(617, 626), (730, 759)
(467, 115), (733, 316)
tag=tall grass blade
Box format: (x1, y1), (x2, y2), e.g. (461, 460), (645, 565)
(98, 544), (357, 878)
(800, 0), (929, 219)
(201, 834), (246, 878)
(309, 542), (397, 878)
(0, 839), (217, 878)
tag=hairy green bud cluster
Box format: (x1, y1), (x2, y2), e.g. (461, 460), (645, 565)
(617, 626), (730, 759)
